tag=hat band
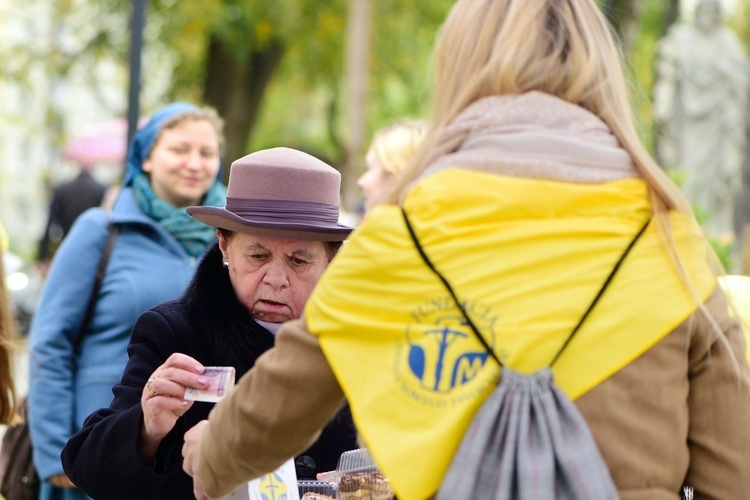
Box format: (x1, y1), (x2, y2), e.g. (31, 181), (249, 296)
(225, 198), (340, 224)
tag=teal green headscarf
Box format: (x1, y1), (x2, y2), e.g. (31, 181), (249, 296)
(132, 173), (226, 258)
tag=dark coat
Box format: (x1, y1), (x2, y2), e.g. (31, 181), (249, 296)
(61, 243), (357, 499)
(38, 171), (107, 261)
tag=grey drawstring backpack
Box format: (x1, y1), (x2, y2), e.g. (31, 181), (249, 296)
(402, 208), (650, 500)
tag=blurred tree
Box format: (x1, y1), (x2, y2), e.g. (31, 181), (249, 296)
(153, 0), (453, 189)
(629, 1), (682, 150)
(601, 0), (644, 50)
(343, 0), (373, 210)
(11, 0), (711, 204)
(663, 0), (682, 36)
(599, 0), (679, 53)
(149, 0), (349, 180)
(38, 0), (451, 193)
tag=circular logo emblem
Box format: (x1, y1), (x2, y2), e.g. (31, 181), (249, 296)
(395, 295), (503, 406)
(258, 472), (288, 500)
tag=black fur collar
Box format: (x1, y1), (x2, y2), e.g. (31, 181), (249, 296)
(182, 243), (275, 369)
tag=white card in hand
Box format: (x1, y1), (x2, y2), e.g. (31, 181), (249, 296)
(184, 366), (236, 403)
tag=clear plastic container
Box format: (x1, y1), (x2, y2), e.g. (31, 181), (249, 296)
(334, 449), (396, 500)
(336, 448), (377, 473)
(298, 480), (337, 499)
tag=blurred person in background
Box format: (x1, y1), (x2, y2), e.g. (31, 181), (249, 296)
(36, 163), (107, 277)
(28, 102), (227, 500)
(61, 148), (357, 499)
(358, 121), (426, 215)
(183, 0), (750, 498)
(0, 221), (18, 424)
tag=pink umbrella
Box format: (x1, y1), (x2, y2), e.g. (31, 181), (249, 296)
(62, 118), (130, 168)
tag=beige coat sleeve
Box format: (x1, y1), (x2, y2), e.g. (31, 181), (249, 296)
(576, 288), (750, 498)
(685, 288), (750, 497)
(198, 315), (345, 498)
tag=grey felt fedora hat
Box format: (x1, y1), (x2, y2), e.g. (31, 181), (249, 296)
(187, 147), (353, 241)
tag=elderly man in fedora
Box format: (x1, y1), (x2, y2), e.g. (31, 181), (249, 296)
(60, 147), (358, 499)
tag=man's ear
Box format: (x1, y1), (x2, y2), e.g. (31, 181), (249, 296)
(217, 231), (229, 260)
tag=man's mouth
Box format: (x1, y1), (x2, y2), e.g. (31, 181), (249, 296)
(259, 299), (287, 312)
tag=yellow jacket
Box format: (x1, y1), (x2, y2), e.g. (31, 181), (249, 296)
(307, 170), (715, 500)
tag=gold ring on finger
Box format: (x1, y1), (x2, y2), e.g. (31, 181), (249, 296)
(146, 379), (158, 397)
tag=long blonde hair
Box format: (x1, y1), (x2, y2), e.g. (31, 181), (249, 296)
(0, 245), (18, 424)
(391, 0), (730, 348)
(395, 0), (689, 213)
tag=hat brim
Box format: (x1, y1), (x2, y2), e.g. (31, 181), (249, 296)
(187, 206), (353, 242)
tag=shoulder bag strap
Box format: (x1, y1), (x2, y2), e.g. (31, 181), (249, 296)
(72, 220), (119, 355)
(401, 207), (650, 368)
(547, 217), (650, 366)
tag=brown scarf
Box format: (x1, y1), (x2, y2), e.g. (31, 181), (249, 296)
(417, 92), (639, 187)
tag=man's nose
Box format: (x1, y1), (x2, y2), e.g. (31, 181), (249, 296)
(262, 261), (289, 289)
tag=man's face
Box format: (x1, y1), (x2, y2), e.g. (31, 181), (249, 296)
(219, 232), (331, 323)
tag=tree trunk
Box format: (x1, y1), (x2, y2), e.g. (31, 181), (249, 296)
(203, 36), (285, 184)
(602, 0), (643, 52)
(663, 0), (681, 37)
(342, 0), (372, 213)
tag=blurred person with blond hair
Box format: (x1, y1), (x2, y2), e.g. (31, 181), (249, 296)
(358, 121), (426, 214)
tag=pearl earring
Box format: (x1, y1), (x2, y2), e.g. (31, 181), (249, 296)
(223, 260), (229, 268)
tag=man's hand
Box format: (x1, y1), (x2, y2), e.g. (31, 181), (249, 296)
(182, 420), (210, 499)
(182, 419), (208, 477)
(192, 471), (209, 500)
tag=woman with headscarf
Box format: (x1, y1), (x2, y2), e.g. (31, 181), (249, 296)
(61, 148), (358, 499)
(28, 102), (226, 500)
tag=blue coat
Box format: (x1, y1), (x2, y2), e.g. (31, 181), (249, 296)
(28, 188), (210, 500)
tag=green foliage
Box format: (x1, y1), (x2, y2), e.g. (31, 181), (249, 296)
(669, 167), (737, 271)
(151, 0), (354, 99)
(729, 0), (750, 54)
(367, 0), (453, 126)
(249, 0), (454, 161)
(700, 220), (737, 273)
(21, 0), (750, 184)
(710, 235), (737, 273)
(622, 1), (673, 154)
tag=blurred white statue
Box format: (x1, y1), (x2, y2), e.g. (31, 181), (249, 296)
(653, 0), (749, 237)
